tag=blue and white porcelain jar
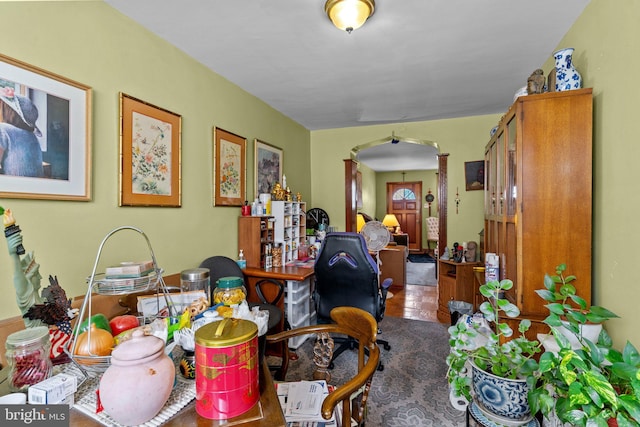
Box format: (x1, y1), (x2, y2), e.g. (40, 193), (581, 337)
(554, 48), (582, 91)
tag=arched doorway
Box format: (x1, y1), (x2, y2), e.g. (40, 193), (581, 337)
(344, 135), (448, 257)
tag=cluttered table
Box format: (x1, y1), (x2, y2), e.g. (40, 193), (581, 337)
(0, 357), (286, 427)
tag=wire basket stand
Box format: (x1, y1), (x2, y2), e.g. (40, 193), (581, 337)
(65, 226), (177, 376)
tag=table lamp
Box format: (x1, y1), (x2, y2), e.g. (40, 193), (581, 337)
(382, 214), (400, 233)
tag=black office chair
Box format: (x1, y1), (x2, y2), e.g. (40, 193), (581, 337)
(313, 232), (392, 370)
(198, 255), (290, 379)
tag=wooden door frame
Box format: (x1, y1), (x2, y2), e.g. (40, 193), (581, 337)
(344, 154), (448, 257)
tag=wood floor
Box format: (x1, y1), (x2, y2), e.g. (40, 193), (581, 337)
(385, 283), (440, 323)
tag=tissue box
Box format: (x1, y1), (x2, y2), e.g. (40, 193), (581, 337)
(28, 373), (77, 405)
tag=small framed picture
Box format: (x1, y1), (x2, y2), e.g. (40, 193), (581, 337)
(254, 139), (283, 199)
(119, 93), (182, 207)
(465, 160), (484, 191)
(213, 127), (246, 207)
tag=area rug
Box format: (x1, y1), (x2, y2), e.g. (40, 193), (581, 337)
(282, 316), (466, 427)
(407, 253), (436, 263)
(406, 261), (437, 286)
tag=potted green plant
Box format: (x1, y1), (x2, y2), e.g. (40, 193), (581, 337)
(529, 264), (640, 427)
(447, 278), (542, 424)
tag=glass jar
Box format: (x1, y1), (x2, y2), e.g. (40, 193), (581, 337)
(181, 268), (211, 309)
(213, 276), (247, 306)
(5, 326), (53, 392)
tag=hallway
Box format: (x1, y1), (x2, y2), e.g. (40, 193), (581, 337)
(385, 284), (439, 323)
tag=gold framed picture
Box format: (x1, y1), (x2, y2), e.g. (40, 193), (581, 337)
(213, 127), (246, 207)
(119, 93), (182, 207)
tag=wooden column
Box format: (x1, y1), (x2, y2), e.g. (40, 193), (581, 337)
(438, 153), (449, 258)
(344, 159), (358, 232)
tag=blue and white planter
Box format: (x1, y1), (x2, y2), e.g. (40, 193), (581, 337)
(471, 361), (534, 426)
(554, 48), (582, 91)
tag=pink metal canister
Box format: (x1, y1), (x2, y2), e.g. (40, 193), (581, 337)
(194, 318), (259, 420)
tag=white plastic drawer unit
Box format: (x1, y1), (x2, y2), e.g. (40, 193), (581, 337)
(282, 277), (313, 349)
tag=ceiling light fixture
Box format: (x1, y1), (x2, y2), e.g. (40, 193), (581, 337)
(325, 0), (375, 34)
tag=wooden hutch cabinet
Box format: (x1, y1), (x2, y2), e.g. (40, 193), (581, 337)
(237, 216), (275, 268)
(484, 88), (593, 336)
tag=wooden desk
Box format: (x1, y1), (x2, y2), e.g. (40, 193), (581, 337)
(242, 266), (315, 380)
(0, 359), (285, 427)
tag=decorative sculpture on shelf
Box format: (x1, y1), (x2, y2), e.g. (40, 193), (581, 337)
(527, 69), (546, 95)
(271, 182), (286, 201)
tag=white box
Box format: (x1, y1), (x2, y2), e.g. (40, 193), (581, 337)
(28, 373), (77, 405)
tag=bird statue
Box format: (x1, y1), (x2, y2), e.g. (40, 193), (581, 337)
(23, 275), (78, 335)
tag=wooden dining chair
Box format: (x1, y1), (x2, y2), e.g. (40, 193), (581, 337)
(266, 306), (381, 427)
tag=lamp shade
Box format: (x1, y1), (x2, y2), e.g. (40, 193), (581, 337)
(356, 213), (366, 232)
(325, 0), (375, 33)
(382, 214), (400, 229)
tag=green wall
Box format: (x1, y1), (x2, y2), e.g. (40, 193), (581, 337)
(310, 116), (495, 251)
(551, 0), (640, 349)
(0, 2), (311, 317)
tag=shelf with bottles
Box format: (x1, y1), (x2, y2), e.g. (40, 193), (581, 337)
(272, 200), (305, 266)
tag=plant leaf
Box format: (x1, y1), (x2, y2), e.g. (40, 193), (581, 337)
(501, 302), (520, 318)
(546, 303), (566, 315)
(544, 273), (555, 291)
(500, 279), (514, 290)
(535, 288), (556, 302)
(589, 305), (620, 319)
(569, 293), (588, 310)
(583, 370), (619, 409)
(498, 322), (513, 337)
(619, 395), (640, 424)
(622, 340), (640, 366)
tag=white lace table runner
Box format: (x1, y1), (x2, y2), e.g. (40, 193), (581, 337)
(58, 362), (196, 427)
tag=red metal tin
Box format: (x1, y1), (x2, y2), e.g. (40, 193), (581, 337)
(194, 318), (259, 420)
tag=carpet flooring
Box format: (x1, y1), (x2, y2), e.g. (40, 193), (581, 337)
(283, 316), (466, 427)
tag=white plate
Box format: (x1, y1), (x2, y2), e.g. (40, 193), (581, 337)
(472, 400), (537, 427)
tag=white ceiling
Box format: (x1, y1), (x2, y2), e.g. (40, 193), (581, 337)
(104, 0), (590, 170)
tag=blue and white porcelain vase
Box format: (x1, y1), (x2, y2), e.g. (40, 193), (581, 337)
(554, 48), (582, 91)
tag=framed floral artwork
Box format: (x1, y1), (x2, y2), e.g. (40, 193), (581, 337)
(213, 127), (246, 207)
(254, 139), (282, 199)
(0, 53), (92, 201)
(119, 93), (182, 207)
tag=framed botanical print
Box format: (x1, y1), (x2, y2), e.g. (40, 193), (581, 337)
(214, 127), (246, 206)
(254, 139), (282, 199)
(119, 93), (182, 207)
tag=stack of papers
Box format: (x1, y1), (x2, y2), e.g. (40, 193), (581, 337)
(276, 380), (341, 427)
